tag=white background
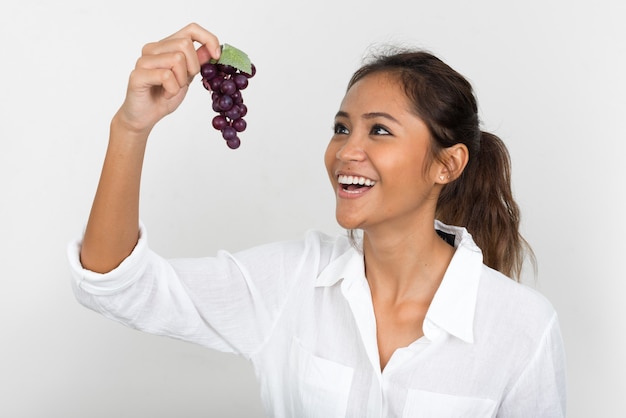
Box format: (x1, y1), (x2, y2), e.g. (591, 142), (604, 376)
(1, 0), (624, 417)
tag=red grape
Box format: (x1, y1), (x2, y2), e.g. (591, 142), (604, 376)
(233, 74), (248, 89)
(212, 115), (228, 130)
(232, 118), (247, 132)
(201, 63), (218, 80)
(226, 137), (241, 149)
(218, 95), (233, 111)
(221, 125), (237, 141)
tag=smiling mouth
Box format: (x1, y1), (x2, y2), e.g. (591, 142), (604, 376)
(338, 175), (376, 193)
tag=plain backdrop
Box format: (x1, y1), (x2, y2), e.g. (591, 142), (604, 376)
(1, 0), (624, 417)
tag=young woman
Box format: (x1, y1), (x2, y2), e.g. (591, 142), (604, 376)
(69, 23), (566, 417)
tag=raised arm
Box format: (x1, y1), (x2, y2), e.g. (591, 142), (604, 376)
(80, 23), (221, 273)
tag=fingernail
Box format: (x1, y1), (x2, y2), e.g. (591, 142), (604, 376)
(215, 47), (221, 58)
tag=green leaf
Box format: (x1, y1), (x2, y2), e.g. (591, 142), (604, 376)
(211, 44), (252, 74)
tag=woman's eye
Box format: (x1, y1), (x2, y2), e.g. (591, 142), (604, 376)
(334, 123), (349, 135)
(371, 125), (391, 135)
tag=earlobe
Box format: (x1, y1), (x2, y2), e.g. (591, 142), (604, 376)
(436, 144), (469, 184)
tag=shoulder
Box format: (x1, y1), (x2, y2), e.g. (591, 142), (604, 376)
(480, 266), (555, 317)
(229, 230), (353, 274)
(475, 265), (558, 344)
(232, 230), (350, 255)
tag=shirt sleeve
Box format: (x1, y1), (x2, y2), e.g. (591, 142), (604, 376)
(497, 313), (567, 417)
(68, 223), (326, 358)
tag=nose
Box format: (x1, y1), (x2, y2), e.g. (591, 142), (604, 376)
(336, 135), (366, 162)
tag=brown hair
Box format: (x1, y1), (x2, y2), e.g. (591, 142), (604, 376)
(347, 49), (534, 280)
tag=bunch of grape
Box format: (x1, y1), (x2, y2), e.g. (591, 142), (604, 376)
(201, 61), (256, 149)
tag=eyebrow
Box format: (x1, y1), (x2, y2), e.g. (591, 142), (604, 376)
(335, 110), (400, 124)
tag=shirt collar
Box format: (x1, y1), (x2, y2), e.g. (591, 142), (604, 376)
(315, 222), (484, 344)
(315, 245), (364, 288)
(425, 221), (483, 344)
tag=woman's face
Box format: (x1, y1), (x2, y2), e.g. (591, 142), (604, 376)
(324, 72), (441, 233)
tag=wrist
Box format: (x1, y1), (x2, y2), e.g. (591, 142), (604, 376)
(110, 112), (151, 146)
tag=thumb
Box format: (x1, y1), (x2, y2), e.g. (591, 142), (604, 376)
(197, 43), (220, 66)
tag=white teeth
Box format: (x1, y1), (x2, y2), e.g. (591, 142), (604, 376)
(338, 175), (376, 186)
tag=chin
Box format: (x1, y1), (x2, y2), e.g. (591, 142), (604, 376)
(335, 213), (363, 231)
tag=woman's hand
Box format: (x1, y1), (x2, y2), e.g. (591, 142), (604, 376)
(114, 23), (221, 136)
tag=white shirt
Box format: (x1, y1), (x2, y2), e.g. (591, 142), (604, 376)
(68, 221), (566, 417)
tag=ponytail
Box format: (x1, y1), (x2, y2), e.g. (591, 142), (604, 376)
(436, 131), (535, 280)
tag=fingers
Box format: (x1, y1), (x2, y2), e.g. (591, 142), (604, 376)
(128, 66), (185, 100)
(161, 22), (221, 69)
(135, 50), (191, 92)
(141, 38), (196, 82)
(141, 23), (220, 81)
(162, 23), (220, 51)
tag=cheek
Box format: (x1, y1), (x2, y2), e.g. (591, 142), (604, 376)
(388, 155), (430, 192)
(323, 142), (337, 176)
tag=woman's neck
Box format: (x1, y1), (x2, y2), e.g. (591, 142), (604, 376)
(362, 220), (454, 303)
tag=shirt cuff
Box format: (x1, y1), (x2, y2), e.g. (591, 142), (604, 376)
(67, 222), (149, 296)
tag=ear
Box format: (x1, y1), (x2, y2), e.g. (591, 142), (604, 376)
(435, 144), (469, 184)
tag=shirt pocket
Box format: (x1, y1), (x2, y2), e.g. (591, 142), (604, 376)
(289, 338), (354, 418)
(402, 389), (497, 418)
